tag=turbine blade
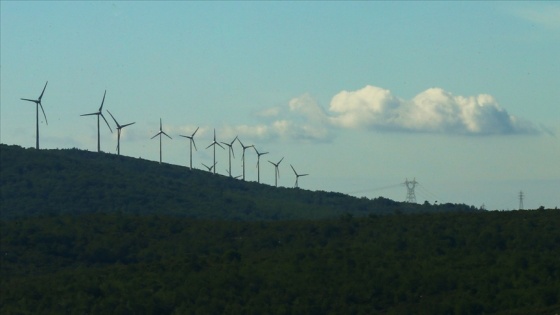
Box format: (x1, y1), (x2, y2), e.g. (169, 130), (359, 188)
(98, 90), (106, 111)
(278, 157), (284, 165)
(39, 103), (48, 125)
(192, 127), (199, 137)
(81, 112), (98, 116)
(216, 142), (224, 149)
(151, 132), (161, 139)
(21, 98), (37, 103)
(192, 139), (198, 151)
(291, 164), (297, 175)
(159, 118), (162, 131)
(100, 113), (113, 133)
(206, 143), (213, 149)
(106, 110), (119, 127)
(38, 81), (48, 100)
(106, 110), (119, 126)
(121, 122), (135, 128)
(162, 131), (172, 139)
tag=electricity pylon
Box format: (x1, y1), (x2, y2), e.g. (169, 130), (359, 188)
(404, 178), (418, 203)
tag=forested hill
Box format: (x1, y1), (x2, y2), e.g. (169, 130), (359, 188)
(0, 144), (477, 220)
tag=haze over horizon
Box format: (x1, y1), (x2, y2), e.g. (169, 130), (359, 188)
(1, 2), (559, 210)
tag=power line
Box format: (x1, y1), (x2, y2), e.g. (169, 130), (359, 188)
(347, 183), (402, 195)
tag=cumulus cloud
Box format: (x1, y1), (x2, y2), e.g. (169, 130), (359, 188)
(328, 85), (538, 135)
(179, 85), (540, 143)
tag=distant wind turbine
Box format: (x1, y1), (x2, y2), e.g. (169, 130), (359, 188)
(237, 138), (254, 181)
(150, 118), (172, 164)
(202, 161), (217, 173)
(268, 157), (284, 187)
(179, 127), (199, 169)
(80, 90), (113, 152)
(20, 81), (48, 149)
(206, 129), (224, 175)
(290, 164), (309, 188)
(225, 168), (242, 179)
(106, 110), (135, 156)
(221, 136), (238, 177)
(253, 147), (269, 184)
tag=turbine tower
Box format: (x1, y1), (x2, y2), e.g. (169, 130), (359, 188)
(290, 164), (309, 188)
(21, 81), (48, 149)
(179, 127), (199, 169)
(404, 178), (418, 203)
(106, 110), (135, 155)
(206, 129), (224, 175)
(150, 118), (172, 164)
(80, 90), (113, 152)
(519, 191), (524, 210)
(268, 157), (284, 187)
(221, 136), (238, 177)
(237, 138), (254, 181)
(254, 147), (269, 183)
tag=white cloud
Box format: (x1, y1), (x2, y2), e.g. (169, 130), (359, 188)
(177, 85), (540, 143)
(328, 85), (538, 135)
(328, 85), (400, 130)
(512, 4), (560, 31)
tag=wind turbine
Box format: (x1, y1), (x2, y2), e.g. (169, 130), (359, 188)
(80, 90), (113, 152)
(21, 81), (48, 149)
(237, 138), (254, 181)
(150, 118), (172, 164)
(179, 127), (199, 169)
(225, 168), (241, 179)
(221, 136), (238, 177)
(268, 157), (284, 187)
(106, 110), (135, 156)
(290, 164), (309, 188)
(202, 161), (217, 173)
(206, 129), (224, 175)
(253, 147), (269, 183)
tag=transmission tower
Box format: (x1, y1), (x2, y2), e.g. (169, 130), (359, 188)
(519, 191), (524, 210)
(404, 178), (418, 203)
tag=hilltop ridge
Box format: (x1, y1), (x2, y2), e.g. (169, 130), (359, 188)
(0, 144), (478, 220)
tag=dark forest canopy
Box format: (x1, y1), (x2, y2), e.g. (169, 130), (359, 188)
(1, 210), (559, 314)
(0, 144), (479, 220)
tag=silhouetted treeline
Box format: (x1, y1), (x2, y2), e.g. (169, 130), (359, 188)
(0, 144), (479, 220)
(1, 210), (559, 314)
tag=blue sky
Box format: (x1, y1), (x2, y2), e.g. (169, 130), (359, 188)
(2, 1), (559, 210)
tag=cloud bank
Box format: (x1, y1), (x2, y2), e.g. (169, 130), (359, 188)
(188, 85), (540, 142)
(327, 86), (538, 135)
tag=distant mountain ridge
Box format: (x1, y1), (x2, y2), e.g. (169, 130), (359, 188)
(0, 144), (478, 220)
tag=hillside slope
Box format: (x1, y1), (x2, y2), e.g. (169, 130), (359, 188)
(0, 144), (477, 220)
